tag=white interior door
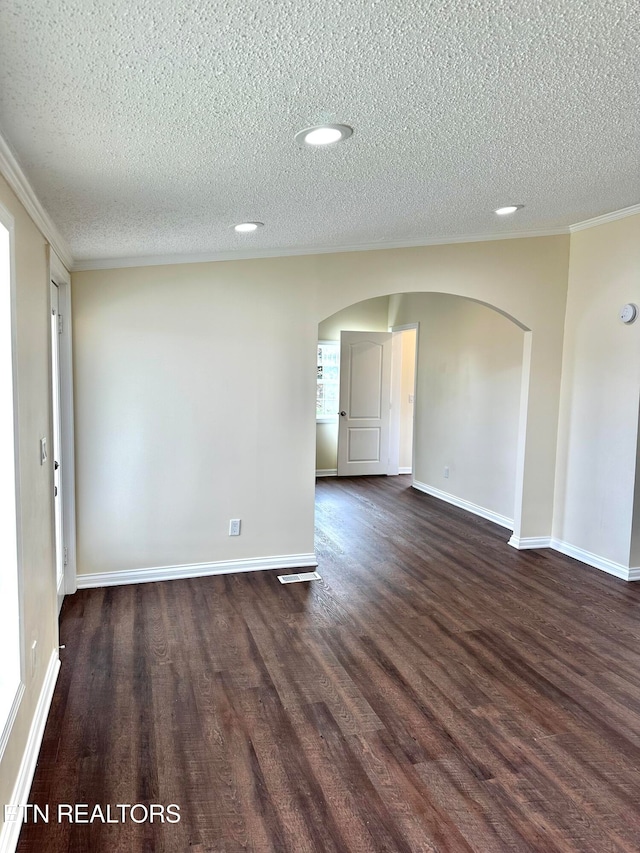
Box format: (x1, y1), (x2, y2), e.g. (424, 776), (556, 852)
(50, 281), (65, 613)
(337, 331), (392, 476)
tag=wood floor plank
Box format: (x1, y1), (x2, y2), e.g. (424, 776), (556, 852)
(17, 475), (640, 852)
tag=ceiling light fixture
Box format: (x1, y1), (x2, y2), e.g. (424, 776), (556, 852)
(494, 204), (524, 215)
(233, 221), (264, 233)
(295, 124), (353, 147)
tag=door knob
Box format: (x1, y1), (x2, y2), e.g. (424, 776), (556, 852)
(340, 411), (346, 416)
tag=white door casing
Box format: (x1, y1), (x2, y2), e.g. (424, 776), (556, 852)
(48, 246), (77, 603)
(50, 280), (65, 612)
(337, 331), (392, 476)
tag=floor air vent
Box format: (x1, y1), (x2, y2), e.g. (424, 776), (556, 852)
(278, 571), (322, 584)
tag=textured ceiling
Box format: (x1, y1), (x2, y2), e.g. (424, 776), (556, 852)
(0, 0), (638, 264)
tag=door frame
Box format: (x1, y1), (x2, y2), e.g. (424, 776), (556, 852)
(48, 247), (77, 599)
(50, 279), (64, 610)
(389, 323), (419, 481)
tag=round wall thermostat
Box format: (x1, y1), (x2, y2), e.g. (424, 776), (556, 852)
(619, 303), (638, 324)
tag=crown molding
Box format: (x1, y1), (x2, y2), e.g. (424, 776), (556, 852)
(0, 132), (74, 271)
(570, 203), (640, 233)
(1, 121), (635, 275)
(74, 200), (640, 272)
(71, 226), (570, 272)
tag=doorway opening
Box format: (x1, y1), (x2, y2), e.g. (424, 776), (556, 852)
(389, 325), (418, 476)
(315, 296), (417, 480)
(315, 292), (526, 537)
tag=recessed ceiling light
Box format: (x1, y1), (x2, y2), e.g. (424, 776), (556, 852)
(295, 124), (353, 147)
(494, 204), (524, 215)
(233, 221), (263, 233)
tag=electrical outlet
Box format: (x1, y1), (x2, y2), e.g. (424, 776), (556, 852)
(229, 519), (241, 536)
(40, 437), (47, 465)
(408, 394), (415, 404)
(443, 466), (449, 479)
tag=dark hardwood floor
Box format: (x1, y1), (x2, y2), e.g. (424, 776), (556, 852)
(18, 475), (640, 852)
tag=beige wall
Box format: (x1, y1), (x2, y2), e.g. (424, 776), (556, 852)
(72, 258), (319, 574)
(316, 425), (339, 473)
(554, 214), (640, 566)
(316, 296), (389, 472)
(318, 295), (390, 342)
(391, 293), (523, 520)
(0, 175), (58, 834)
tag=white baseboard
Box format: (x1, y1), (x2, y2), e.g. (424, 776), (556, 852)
(77, 552), (319, 589)
(508, 535), (640, 583)
(318, 467), (410, 477)
(0, 649), (60, 853)
(508, 535), (552, 549)
(0, 685), (25, 767)
(550, 539), (640, 582)
(410, 478), (640, 583)
(412, 480), (513, 530)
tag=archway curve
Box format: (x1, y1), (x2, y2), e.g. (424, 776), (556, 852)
(310, 241), (548, 335)
(319, 290), (531, 332)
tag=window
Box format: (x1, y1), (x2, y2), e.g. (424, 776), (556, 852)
(0, 209), (23, 762)
(317, 341), (340, 422)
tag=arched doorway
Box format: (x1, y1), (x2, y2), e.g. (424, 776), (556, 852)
(316, 291), (532, 541)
